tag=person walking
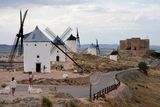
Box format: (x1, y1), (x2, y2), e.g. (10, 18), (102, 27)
(29, 72), (33, 86)
(10, 77), (17, 96)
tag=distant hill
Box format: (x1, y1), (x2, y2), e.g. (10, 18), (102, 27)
(0, 44), (12, 50)
(81, 44), (119, 49)
(0, 44), (160, 52)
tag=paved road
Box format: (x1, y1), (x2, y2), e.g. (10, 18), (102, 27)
(16, 68), (138, 98)
(56, 68), (138, 98)
(16, 59), (160, 98)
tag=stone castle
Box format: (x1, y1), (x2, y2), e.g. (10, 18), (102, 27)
(119, 38), (150, 57)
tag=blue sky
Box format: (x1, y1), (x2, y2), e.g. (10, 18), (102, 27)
(0, 0), (160, 45)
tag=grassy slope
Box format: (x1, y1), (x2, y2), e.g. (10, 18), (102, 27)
(105, 65), (160, 107)
(73, 53), (138, 73)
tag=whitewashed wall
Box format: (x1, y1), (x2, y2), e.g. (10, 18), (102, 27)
(87, 48), (97, 55)
(109, 55), (118, 61)
(24, 42), (51, 73)
(66, 40), (77, 53)
(50, 45), (66, 64)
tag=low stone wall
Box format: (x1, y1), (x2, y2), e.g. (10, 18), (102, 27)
(18, 76), (90, 86)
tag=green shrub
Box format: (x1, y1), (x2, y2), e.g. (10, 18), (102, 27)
(41, 97), (52, 107)
(150, 51), (160, 59)
(138, 62), (149, 76)
(66, 100), (79, 107)
(1, 83), (7, 88)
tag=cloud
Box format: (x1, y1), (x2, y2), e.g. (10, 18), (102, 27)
(0, 0), (95, 8)
(0, 0), (160, 45)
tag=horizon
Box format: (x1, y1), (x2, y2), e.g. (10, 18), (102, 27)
(0, 43), (160, 47)
(0, 0), (160, 45)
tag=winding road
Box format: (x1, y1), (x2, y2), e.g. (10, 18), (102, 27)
(16, 68), (138, 98)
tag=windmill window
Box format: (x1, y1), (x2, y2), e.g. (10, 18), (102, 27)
(37, 55), (40, 58)
(57, 51), (59, 53)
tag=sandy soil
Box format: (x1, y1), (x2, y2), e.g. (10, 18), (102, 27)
(0, 70), (89, 84)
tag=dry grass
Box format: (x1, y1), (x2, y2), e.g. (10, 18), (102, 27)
(73, 53), (138, 73)
(80, 65), (160, 107)
(113, 66), (160, 107)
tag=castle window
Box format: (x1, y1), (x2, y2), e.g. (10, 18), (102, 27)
(35, 44), (37, 46)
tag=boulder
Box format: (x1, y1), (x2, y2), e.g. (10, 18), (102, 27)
(0, 86), (10, 94)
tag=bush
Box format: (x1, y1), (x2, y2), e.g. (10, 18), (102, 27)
(1, 83), (7, 88)
(41, 97), (52, 107)
(150, 51), (160, 59)
(66, 100), (79, 107)
(138, 62), (149, 76)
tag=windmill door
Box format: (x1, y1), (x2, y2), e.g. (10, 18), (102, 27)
(36, 63), (41, 72)
(56, 56), (60, 62)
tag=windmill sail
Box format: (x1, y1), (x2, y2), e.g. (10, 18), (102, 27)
(76, 28), (81, 48)
(45, 27), (84, 73)
(9, 9), (28, 66)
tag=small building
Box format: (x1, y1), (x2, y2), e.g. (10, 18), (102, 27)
(23, 26), (51, 73)
(109, 51), (119, 61)
(66, 34), (77, 53)
(87, 44), (97, 55)
(50, 36), (66, 64)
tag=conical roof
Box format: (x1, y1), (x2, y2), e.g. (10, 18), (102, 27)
(24, 26), (50, 42)
(67, 34), (76, 40)
(110, 51), (118, 55)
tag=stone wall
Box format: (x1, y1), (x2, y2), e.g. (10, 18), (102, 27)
(120, 38), (149, 50)
(119, 38), (149, 57)
(119, 50), (148, 57)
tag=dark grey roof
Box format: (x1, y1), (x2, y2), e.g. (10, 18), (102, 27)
(67, 34), (76, 40)
(23, 32), (31, 40)
(110, 51), (118, 55)
(53, 36), (65, 45)
(24, 26), (50, 42)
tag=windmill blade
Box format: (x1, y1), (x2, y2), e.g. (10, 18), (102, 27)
(22, 9), (28, 24)
(96, 39), (100, 55)
(60, 27), (72, 40)
(9, 36), (20, 62)
(18, 38), (23, 55)
(45, 27), (57, 54)
(9, 37), (18, 60)
(64, 44), (73, 53)
(50, 45), (57, 54)
(45, 27), (73, 53)
(9, 10), (28, 66)
(51, 41), (84, 73)
(76, 27), (81, 48)
(20, 10), (22, 25)
(45, 27), (57, 39)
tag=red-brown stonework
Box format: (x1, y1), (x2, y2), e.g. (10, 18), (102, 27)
(119, 38), (149, 57)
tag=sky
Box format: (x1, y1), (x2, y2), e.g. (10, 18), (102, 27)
(0, 0), (160, 45)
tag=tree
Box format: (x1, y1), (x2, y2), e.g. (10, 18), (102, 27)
(138, 62), (149, 76)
